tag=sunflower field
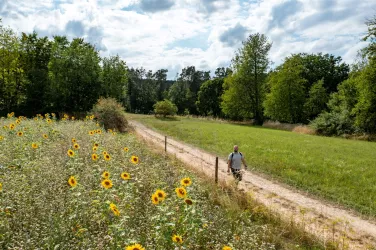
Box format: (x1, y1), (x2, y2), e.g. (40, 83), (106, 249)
(0, 113), (309, 249)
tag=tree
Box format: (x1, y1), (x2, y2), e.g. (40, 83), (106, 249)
(304, 79), (329, 121)
(363, 14), (376, 58)
(222, 33), (271, 124)
(153, 99), (177, 117)
(263, 56), (307, 123)
(196, 78), (224, 117)
(101, 55), (128, 104)
(168, 80), (190, 114)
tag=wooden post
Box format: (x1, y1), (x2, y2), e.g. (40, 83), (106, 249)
(165, 136), (167, 152)
(215, 156), (219, 184)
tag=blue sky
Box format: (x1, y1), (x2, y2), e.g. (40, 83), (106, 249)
(1, 0), (375, 79)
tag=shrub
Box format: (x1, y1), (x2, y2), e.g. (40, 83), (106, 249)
(153, 100), (177, 117)
(91, 97), (128, 132)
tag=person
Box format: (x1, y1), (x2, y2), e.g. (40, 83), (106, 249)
(227, 145), (248, 181)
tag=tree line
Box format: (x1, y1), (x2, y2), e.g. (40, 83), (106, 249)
(0, 16), (375, 135)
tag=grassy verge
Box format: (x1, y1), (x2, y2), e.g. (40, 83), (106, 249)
(127, 114), (376, 218)
(0, 115), (324, 249)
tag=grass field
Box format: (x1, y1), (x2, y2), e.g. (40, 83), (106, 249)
(0, 114), (325, 249)
(127, 114), (376, 217)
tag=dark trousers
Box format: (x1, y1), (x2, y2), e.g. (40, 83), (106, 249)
(231, 168), (242, 181)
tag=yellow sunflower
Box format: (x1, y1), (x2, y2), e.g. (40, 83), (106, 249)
(68, 176), (77, 188)
(172, 234), (183, 244)
(9, 124), (15, 130)
(102, 171), (110, 179)
(67, 149), (75, 157)
(0, 136), (3, 141)
(180, 177), (192, 187)
(71, 116), (75, 120)
(46, 118), (52, 123)
(96, 129), (102, 134)
(73, 143), (80, 149)
(42, 134), (48, 139)
(0, 183), (2, 191)
(51, 113), (56, 117)
(125, 243), (145, 250)
(92, 153), (98, 161)
(123, 147), (129, 152)
(101, 179), (113, 189)
(155, 189), (166, 201)
(17, 131), (23, 136)
(104, 154), (111, 161)
(102, 151), (108, 155)
(89, 130), (94, 135)
(3, 125), (7, 129)
(94, 143), (99, 147)
(109, 203), (120, 216)
(89, 115), (94, 120)
(223, 246), (232, 250)
(121, 172), (130, 180)
(175, 187), (187, 199)
(96, 123), (100, 127)
(71, 138), (76, 143)
(15, 119), (21, 124)
(93, 146), (98, 151)
(31, 143), (38, 149)
(130, 155), (139, 164)
(184, 198), (193, 205)
(151, 193), (159, 205)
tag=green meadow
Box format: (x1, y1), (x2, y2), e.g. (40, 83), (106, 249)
(128, 114), (376, 217)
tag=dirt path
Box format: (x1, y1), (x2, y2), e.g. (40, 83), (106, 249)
(130, 121), (376, 249)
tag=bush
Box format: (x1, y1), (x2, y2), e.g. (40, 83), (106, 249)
(91, 97), (128, 132)
(153, 100), (177, 117)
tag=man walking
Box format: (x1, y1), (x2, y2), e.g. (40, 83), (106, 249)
(227, 145), (248, 181)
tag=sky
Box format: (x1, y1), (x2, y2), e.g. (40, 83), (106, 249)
(1, 0), (375, 79)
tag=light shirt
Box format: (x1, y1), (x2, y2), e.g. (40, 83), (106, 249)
(228, 152), (243, 169)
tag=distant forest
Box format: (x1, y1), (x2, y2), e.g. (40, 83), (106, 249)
(0, 15), (375, 135)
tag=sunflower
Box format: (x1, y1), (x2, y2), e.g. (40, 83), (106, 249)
(73, 143), (80, 149)
(94, 143), (99, 147)
(9, 124), (15, 130)
(0, 183), (2, 191)
(71, 116), (75, 120)
(175, 187), (187, 199)
(67, 149), (75, 157)
(104, 154), (111, 161)
(92, 153), (98, 161)
(17, 131), (23, 136)
(109, 203), (120, 216)
(68, 176), (77, 188)
(102, 171), (110, 179)
(42, 134), (48, 139)
(180, 177), (192, 187)
(130, 156), (139, 164)
(96, 123), (100, 127)
(108, 129), (113, 133)
(31, 143), (38, 149)
(71, 138), (76, 143)
(184, 198), (193, 205)
(51, 113), (56, 117)
(121, 172), (130, 180)
(155, 189), (166, 201)
(172, 234), (183, 244)
(89, 130), (94, 135)
(0, 136), (3, 141)
(96, 129), (102, 134)
(102, 151), (108, 155)
(125, 243), (145, 250)
(46, 118), (52, 123)
(151, 193), (159, 205)
(123, 147), (129, 152)
(16, 119), (21, 124)
(89, 115), (94, 120)
(223, 246), (232, 250)
(101, 179), (113, 189)
(3, 125), (7, 129)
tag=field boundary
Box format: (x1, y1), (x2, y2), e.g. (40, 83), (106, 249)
(130, 120), (376, 249)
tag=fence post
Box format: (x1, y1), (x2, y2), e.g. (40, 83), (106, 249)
(165, 136), (167, 152)
(215, 156), (219, 184)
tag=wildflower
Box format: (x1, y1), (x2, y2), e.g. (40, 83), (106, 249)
(67, 149), (75, 157)
(42, 134), (48, 139)
(51, 113), (56, 117)
(104, 154), (111, 161)
(71, 116), (75, 120)
(96, 129), (102, 134)
(172, 234), (183, 244)
(109, 203), (120, 216)
(181, 177), (192, 187)
(94, 143), (99, 147)
(68, 176), (77, 188)
(175, 187), (187, 199)
(102, 151), (108, 155)
(123, 147), (129, 152)
(125, 244), (145, 250)
(73, 143), (80, 149)
(17, 131), (23, 136)
(0, 136), (3, 141)
(0, 183), (2, 191)
(9, 124), (15, 130)
(101, 179), (113, 189)
(31, 143), (38, 149)
(184, 198), (193, 205)
(155, 189), (166, 201)
(89, 115), (94, 120)
(96, 123), (100, 127)
(223, 246), (232, 250)
(131, 156), (139, 164)
(93, 146), (98, 151)
(108, 129), (113, 133)
(92, 153), (98, 161)
(3, 125), (7, 129)
(151, 193), (159, 205)
(102, 171), (110, 179)
(71, 138), (76, 143)
(16, 119), (20, 124)
(89, 130), (94, 135)
(46, 118), (52, 123)
(121, 172), (130, 180)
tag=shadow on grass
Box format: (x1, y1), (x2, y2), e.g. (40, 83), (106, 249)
(155, 116), (180, 122)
